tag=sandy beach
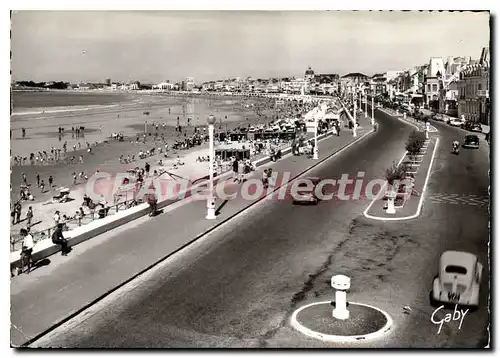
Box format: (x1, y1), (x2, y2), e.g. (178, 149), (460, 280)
(11, 92), (278, 157)
(10, 92), (280, 203)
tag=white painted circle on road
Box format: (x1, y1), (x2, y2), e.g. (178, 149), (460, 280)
(290, 301), (393, 343)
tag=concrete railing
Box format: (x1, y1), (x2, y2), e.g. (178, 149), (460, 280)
(338, 100), (356, 126)
(11, 129), (337, 272)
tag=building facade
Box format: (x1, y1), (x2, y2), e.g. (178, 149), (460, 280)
(457, 47), (490, 126)
(340, 72), (369, 97)
(183, 77), (195, 91)
(424, 57), (445, 110)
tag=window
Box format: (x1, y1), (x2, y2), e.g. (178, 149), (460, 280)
(427, 84), (431, 92)
(445, 265), (468, 275)
(478, 83), (482, 91)
(432, 84), (438, 92)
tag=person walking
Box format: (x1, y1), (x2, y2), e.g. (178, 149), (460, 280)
(11, 203), (16, 225)
(22, 173), (28, 186)
(51, 223), (70, 256)
(237, 159), (245, 184)
(15, 201), (22, 225)
(232, 158), (239, 182)
(26, 206), (33, 227)
(53, 210), (61, 226)
(19, 228), (34, 274)
(36, 172), (40, 187)
(48, 175), (54, 190)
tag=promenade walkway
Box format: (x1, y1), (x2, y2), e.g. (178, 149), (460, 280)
(10, 122), (373, 347)
(9, 136), (293, 252)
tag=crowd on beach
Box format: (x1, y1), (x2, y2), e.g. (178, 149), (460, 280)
(10, 94), (330, 265)
(11, 125), (97, 166)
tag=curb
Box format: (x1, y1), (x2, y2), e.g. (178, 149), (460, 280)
(21, 127), (375, 347)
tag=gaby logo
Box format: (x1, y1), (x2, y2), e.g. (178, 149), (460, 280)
(431, 305), (469, 334)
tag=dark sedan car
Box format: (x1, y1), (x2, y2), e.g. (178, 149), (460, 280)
(292, 177), (322, 205)
(463, 135), (480, 149)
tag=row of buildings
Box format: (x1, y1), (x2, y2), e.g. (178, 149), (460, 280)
(340, 47), (490, 126)
(198, 67), (340, 96)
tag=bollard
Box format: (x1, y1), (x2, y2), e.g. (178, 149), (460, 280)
(331, 275), (351, 320)
(386, 190), (396, 214)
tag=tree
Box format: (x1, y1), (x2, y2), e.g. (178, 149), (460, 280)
(386, 161), (408, 185)
(405, 130), (426, 156)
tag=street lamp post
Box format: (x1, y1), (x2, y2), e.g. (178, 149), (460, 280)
(364, 93), (368, 117)
(313, 117), (319, 160)
(371, 96), (375, 126)
(206, 115), (217, 220)
(353, 100), (357, 138)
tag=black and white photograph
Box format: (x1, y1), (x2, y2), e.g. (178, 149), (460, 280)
(8, 8), (492, 349)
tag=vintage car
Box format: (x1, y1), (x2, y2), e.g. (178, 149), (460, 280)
(292, 177), (322, 205)
(432, 113), (451, 123)
(431, 251), (483, 307)
(462, 122), (483, 133)
(449, 118), (465, 127)
(463, 135), (480, 149)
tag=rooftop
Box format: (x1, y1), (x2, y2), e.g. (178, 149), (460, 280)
(341, 72), (369, 79)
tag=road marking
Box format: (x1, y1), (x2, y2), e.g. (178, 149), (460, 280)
(27, 128), (375, 348)
(363, 136), (440, 221)
(428, 193), (489, 206)
(290, 301), (393, 343)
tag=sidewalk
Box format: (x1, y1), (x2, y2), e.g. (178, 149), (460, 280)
(10, 125), (373, 347)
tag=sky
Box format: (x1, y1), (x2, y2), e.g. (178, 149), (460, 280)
(10, 10), (490, 84)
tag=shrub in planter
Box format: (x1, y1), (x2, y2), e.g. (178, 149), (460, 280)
(385, 162), (408, 186)
(405, 130), (426, 155)
(408, 153), (419, 163)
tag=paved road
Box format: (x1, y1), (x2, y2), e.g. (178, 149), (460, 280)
(31, 108), (490, 348)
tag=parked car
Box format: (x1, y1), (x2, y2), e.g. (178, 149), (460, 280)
(449, 118), (465, 127)
(431, 251), (483, 308)
(431, 113), (444, 122)
(292, 177), (322, 205)
(471, 123), (483, 132)
(463, 122), (483, 133)
(463, 134), (480, 149)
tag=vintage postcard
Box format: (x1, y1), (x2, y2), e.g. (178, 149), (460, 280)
(9, 10), (490, 348)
